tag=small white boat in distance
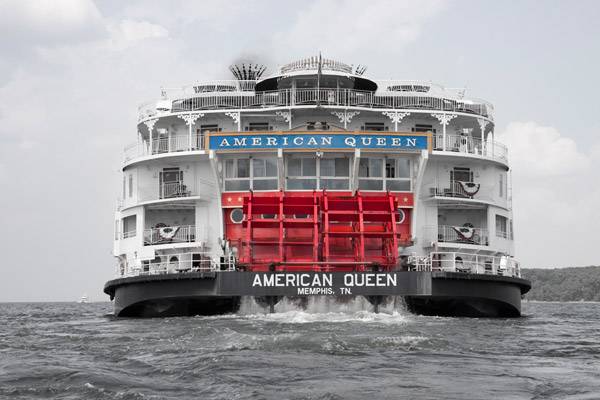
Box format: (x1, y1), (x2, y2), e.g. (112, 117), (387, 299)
(79, 294), (89, 303)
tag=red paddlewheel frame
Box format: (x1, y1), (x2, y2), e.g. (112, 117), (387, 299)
(232, 190), (410, 271)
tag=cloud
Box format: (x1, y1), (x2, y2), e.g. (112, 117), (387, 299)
(107, 19), (169, 50)
(271, 0), (445, 63)
(498, 122), (600, 267)
(0, 0), (105, 46)
(498, 121), (590, 177)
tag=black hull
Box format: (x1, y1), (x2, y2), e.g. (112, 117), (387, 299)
(104, 271), (530, 318)
(406, 272), (531, 318)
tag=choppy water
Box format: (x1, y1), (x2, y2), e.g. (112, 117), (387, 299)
(0, 299), (599, 400)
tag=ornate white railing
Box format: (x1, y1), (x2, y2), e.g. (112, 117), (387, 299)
(138, 88), (494, 121)
(115, 251), (236, 278)
(424, 225), (489, 246)
(123, 133), (204, 163)
(137, 182), (196, 203)
(143, 225), (197, 246)
(427, 181), (499, 204)
(409, 251), (520, 278)
(432, 134), (508, 162)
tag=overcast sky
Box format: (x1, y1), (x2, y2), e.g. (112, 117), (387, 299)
(1, 0), (599, 301)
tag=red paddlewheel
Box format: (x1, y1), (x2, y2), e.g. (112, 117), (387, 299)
(229, 190), (411, 271)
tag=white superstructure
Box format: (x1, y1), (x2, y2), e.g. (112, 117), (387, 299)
(113, 56), (519, 279)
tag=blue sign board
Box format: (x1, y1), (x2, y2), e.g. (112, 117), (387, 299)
(208, 133), (430, 151)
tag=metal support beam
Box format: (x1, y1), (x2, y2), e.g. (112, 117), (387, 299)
(411, 149), (429, 243)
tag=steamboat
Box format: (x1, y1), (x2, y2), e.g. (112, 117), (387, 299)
(104, 56), (530, 317)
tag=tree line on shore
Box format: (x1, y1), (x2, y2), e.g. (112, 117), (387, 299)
(522, 266), (600, 301)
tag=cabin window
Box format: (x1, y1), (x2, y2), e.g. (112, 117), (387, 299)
(412, 124), (436, 133)
(230, 208), (244, 224)
(224, 157), (278, 191)
(287, 157), (317, 190)
(496, 215), (508, 238)
(224, 159), (251, 191)
(385, 158), (411, 191)
(122, 175), (126, 199)
(450, 167), (473, 183)
(122, 215), (137, 238)
(499, 173), (504, 197)
(358, 158), (384, 190)
(199, 124), (220, 133)
(509, 219), (514, 240)
(320, 157), (350, 190)
(245, 122), (271, 131)
(128, 174), (133, 198)
(361, 122), (388, 131)
(159, 167), (185, 198)
(198, 124), (221, 148)
(252, 157), (278, 190)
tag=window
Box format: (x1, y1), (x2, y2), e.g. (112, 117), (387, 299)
(358, 158), (383, 190)
(197, 124), (221, 148)
(412, 124), (436, 133)
(122, 215), (137, 238)
(224, 157), (278, 191)
(128, 174), (133, 198)
(509, 219), (514, 240)
(159, 168), (185, 198)
(230, 209), (244, 224)
(122, 175), (126, 199)
(361, 122), (388, 131)
(199, 124), (220, 133)
(252, 158), (278, 190)
(287, 157), (317, 190)
(499, 173), (504, 197)
(224, 159), (250, 191)
(246, 122), (271, 131)
(358, 157), (411, 191)
(320, 157), (350, 190)
(386, 158), (411, 191)
(496, 215), (508, 238)
(450, 167), (473, 183)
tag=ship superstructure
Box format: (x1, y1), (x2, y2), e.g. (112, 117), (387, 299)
(106, 56), (529, 317)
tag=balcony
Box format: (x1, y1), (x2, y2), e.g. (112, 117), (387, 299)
(115, 251), (236, 278)
(124, 132), (204, 164)
(409, 251), (521, 277)
(139, 88), (495, 121)
(424, 225), (489, 246)
(143, 225), (198, 246)
(136, 182), (198, 204)
(432, 134), (507, 163)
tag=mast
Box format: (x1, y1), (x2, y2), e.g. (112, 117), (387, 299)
(316, 52), (322, 106)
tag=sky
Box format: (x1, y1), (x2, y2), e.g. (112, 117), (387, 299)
(0, 0), (599, 301)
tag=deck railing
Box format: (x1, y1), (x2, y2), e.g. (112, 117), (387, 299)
(433, 134), (508, 162)
(124, 131), (507, 165)
(424, 225), (489, 246)
(409, 251), (520, 278)
(143, 225), (197, 246)
(115, 252), (236, 278)
(137, 182), (196, 203)
(124, 133), (204, 163)
(428, 181), (499, 204)
(138, 88), (494, 121)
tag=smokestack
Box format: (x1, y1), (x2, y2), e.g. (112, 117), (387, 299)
(229, 63), (267, 80)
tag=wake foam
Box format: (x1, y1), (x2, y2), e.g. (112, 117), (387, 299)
(236, 296), (411, 324)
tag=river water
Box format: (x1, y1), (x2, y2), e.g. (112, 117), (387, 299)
(0, 300), (598, 400)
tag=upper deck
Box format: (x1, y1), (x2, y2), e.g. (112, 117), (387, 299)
(138, 56), (494, 123)
(139, 81), (494, 123)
